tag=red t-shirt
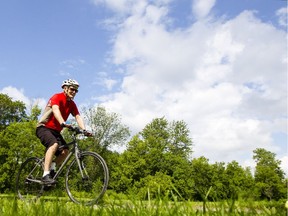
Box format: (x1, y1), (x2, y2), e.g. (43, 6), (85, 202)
(38, 92), (80, 132)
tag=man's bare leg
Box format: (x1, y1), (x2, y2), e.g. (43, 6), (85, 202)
(54, 149), (69, 167)
(44, 143), (58, 173)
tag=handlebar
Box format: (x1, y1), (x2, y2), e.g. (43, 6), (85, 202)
(62, 124), (93, 137)
(68, 126), (82, 134)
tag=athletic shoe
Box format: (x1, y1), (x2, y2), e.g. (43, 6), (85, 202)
(42, 174), (56, 185)
(50, 169), (56, 178)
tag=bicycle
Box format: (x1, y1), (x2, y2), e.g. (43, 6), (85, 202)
(15, 126), (109, 205)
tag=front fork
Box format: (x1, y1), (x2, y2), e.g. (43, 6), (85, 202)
(75, 147), (88, 180)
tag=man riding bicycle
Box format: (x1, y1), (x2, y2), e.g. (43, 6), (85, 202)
(36, 79), (91, 184)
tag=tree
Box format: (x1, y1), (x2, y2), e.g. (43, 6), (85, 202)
(0, 121), (43, 192)
(167, 120), (193, 159)
(210, 162), (226, 200)
(191, 156), (213, 201)
(83, 106), (130, 154)
(27, 104), (41, 121)
(135, 117), (193, 178)
(78, 106), (131, 193)
(0, 93), (27, 131)
(224, 160), (254, 200)
(253, 148), (286, 200)
(112, 117), (193, 200)
(140, 117), (193, 160)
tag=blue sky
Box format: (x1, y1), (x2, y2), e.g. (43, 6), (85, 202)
(0, 0), (287, 173)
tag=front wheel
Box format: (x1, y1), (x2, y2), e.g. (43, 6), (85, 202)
(65, 152), (109, 205)
(16, 157), (44, 202)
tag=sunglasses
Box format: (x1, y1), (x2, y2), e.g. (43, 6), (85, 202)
(69, 87), (78, 93)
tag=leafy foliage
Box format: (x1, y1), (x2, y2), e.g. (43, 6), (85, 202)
(191, 156), (213, 201)
(0, 121), (43, 192)
(253, 148), (286, 200)
(224, 161), (254, 200)
(110, 117), (194, 199)
(83, 106), (130, 154)
(0, 93), (27, 131)
(0, 97), (286, 202)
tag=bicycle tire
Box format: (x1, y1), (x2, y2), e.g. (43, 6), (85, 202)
(16, 157), (44, 202)
(65, 151), (109, 205)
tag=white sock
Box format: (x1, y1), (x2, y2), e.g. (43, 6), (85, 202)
(43, 171), (50, 177)
(50, 162), (56, 171)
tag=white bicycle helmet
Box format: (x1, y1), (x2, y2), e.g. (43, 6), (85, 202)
(61, 79), (80, 88)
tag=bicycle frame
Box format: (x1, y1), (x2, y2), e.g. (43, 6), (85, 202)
(27, 133), (85, 184)
(52, 135), (85, 181)
(17, 126), (109, 205)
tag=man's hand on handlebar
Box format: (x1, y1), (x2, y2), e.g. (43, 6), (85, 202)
(61, 122), (73, 129)
(83, 130), (93, 137)
(61, 122), (93, 136)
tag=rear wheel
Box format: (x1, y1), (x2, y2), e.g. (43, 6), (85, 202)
(16, 157), (44, 202)
(65, 152), (109, 205)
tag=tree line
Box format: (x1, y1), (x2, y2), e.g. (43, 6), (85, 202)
(0, 93), (286, 201)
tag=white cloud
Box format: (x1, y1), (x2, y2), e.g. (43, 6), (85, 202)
(276, 7), (288, 27)
(91, 0), (172, 15)
(280, 155), (288, 177)
(90, 0), (132, 13)
(60, 59), (86, 68)
(1, 86), (30, 105)
(103, 78), (118, 90)
(93, 72), (119, 91)
(90, 0), (150, 16)
(0, 86), (46, 114)
(192, 0), (216, 20)
(98, 1), (287, 170)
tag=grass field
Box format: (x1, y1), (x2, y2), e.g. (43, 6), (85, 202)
(0, 194), (286, 215)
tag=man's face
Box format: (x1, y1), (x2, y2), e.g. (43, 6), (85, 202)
(64, 85), (78, 99)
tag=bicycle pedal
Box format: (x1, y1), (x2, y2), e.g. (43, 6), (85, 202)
(42, 182), (56, 186)
(24, 179), (30, 184)
(43, 185), (55, 191)
(82, 176), (89, 181)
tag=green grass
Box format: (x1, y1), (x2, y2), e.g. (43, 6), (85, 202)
(0, 194), (286, 216)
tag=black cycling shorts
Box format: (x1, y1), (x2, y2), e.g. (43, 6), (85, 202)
(36, 126), (69, 156)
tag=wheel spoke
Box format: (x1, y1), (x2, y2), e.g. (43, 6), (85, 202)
(65, 152), (109, 205)
(16, 157), (44, 202)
